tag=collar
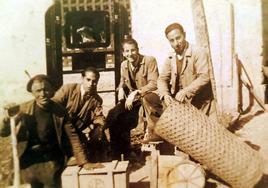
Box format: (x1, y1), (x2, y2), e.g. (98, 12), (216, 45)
(168, 42), (192, 59)
(130, 54), (144, 67)
(184, 42), (192, 57)
(80, 84), (85, 97)
(124, 55), (144, 69)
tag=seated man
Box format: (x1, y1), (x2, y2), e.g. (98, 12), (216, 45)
(105, 38), (160, 160)
(142, 22), (217, 142)
(53, 67), (108, 162)
(0, 74), (93, 188)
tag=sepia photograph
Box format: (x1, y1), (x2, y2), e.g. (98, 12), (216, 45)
(0, 0), (268, 187)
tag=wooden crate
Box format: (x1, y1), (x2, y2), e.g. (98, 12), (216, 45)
(61, 165), (80, 188)
(62, 160), (129, 188)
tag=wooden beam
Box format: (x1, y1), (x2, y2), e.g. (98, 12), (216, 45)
(191, 0), (219, 118)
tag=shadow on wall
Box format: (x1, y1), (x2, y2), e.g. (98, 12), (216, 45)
(262, 0), (268, 103)
(235, 56), (254, 114)
(235, 55), (262, 114)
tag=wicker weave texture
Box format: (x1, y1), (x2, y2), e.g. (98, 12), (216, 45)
(155, 102), (263, 188)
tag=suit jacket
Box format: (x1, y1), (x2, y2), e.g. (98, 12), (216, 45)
(52, 83), (105, 129)
(118, 55), (159, 96)
(0, 100), (88, 166)
(158, 43), (216, 116)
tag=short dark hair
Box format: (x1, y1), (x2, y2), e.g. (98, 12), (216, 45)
(26, 74), (53, 92)
(121, 38), (139, 50)
(165, 23), (185, 36)
(81, 66), (100, 80)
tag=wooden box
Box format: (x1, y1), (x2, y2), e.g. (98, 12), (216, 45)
(61, 165), (80, 188)
(62, 160), (129, 188)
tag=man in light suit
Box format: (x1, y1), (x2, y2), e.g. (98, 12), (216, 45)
(105, 38), (160, 160)
(142, 22), (216, 142)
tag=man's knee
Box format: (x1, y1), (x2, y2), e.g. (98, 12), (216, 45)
(106, 102), (125, 121)
(142, 93), (163, 116)
(142, 92), (160, 105)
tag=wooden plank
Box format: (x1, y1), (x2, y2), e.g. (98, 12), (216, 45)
(191, 0), (219, 117)
(79, 160), (118, 175)
(61, 166), (81, 188)
(114, 161), (129, 172)
(107, 161), (115, 188)
(150, 150), (158, 188)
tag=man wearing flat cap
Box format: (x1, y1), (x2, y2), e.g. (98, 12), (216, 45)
(0, 74), (92, 188)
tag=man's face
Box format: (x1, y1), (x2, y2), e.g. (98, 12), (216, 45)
(122, 43), (139, 64)
(31, 80), (54, 108)
(82, 71), (98, 94)
(166, 29), (186, 55)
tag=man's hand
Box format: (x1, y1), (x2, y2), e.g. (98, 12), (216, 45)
(163, 95), (174, 106)
(82, 162), (105, 170)
(125, 90), (140, 110)
(2, 104), (22, 127)
(4, 103), (20, 117)
(175, 89), (188, 102)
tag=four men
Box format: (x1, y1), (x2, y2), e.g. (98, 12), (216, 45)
(0, 22), (216, 186)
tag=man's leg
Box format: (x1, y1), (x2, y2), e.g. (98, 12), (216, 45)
(142, 93), (164, 142)
(21, 168), (43, 188)
(21, 160), (63, 188)
(106, 102), (129, 159)
(39, 160), (63, 188)
(107, 101), (140, 160)
(118, 103), (140, 160)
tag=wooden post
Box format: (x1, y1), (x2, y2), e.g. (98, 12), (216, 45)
(150, 148), (158, 188)
(10, 117), (20, 188)
(191, 0), (219, 120)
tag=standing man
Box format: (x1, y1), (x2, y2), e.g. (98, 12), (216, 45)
(53, 67), (107, 162)
(142, 22), (217, 142)
(106, 38), (159, 160)
(0, 75), (90, 188)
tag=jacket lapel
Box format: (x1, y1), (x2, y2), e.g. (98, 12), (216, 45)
(169, 53), (177, 94)
(53, 114), (62, 146)
(170, 53), (177, 75)
(123, 62), (131, 83)
(70, 85), (82, 114)
(140, 56), (146, 76)
(17, 100), (35, 157)
(180, 43), (192, 75)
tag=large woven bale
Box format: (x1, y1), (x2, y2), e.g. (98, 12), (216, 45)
(154, 102), (263, 188)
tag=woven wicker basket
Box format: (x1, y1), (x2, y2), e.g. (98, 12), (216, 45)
(154, 102), (263, 188)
